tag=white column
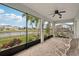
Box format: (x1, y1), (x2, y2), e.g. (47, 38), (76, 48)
(74, 19), (79, 38)
(52, 22), (55, 37)
(40, 19), (44, 43)
(73, 20), (77, 38)
(73, 18), (79, 48)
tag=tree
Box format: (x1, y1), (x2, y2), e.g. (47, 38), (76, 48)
(22, 13), (39, 29)
(22, 13), (40, 39)
(28, 15), (39, 29)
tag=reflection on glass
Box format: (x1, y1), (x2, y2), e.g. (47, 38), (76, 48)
(27, 14), (40, 43)
(0, 4), (26, 51)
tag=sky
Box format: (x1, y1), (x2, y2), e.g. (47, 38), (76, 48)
(0, 4), (47, 29)
(0, 4), (26, 27)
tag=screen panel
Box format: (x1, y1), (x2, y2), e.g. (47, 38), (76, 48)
(27, 14), (41, 43)
(0, 4), (26, 51)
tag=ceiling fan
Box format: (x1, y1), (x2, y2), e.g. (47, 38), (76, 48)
(49, 10), (66, 18)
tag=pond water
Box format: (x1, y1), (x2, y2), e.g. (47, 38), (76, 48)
(0, 32), (26, 38)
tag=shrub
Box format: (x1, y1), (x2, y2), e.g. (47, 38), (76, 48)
(1, 38), (22, 49)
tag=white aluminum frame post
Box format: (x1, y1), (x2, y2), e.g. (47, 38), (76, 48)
(52, 22), (55, 37)
(40, 19), (44, 43)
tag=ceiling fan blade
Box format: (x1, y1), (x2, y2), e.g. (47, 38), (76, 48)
(58, 13), (62, 18)
(58, 13), (62, 16)
(59, 11), (66, 13)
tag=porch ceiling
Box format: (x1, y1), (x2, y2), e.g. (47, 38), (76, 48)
(23, 3), (79, 21)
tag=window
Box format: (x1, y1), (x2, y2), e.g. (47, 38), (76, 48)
(27, 14), (41, 43)
(0, 4), (26, 51)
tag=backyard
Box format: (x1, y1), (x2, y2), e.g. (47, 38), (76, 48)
(0, 32), (39, 51)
